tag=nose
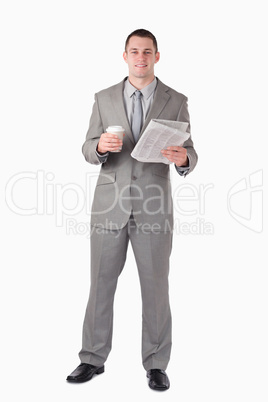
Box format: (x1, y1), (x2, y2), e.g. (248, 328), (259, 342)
(138, 54), (146, 61)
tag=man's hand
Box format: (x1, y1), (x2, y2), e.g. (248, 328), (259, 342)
(97, 133), (124, 153)
(161, 146), (188, 167)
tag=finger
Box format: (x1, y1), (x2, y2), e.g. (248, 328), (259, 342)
(107, 140), (123, 147)
(166, 146), (182, 151)
(161, 152), (174, 160)
(161, 150), (180, 156)
(102, 133), (120, 139)
(161, 151), (182, 163)
(107, 146), (122, 152)
(103, 138), (122, 145)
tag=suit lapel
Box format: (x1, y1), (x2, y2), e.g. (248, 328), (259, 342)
(140, 79), (170, 137)
(110, 78), (134, 144)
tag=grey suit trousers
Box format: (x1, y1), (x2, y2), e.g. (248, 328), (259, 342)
(79, 216), (172, 371)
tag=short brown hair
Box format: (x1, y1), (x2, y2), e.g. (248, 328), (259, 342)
(125, 29), (158, 52)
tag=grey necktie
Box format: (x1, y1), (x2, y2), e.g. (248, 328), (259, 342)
(132, 90), (143, 142)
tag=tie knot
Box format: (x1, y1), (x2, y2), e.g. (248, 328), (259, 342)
(135, 90), (142, 99)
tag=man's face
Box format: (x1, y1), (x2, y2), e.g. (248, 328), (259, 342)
(123, 36), (160, 81)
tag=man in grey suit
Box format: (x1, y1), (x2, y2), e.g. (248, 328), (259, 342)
(67, 29), (197, 391)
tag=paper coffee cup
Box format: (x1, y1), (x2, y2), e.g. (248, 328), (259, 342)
(106, 126), (124, 152)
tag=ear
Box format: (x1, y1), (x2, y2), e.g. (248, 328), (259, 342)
(155, 52), (160, 64)
(123, 51), (128, 63)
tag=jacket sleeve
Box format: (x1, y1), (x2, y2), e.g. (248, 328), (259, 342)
(82, 93), (106, 165)
(176, 97), (198, 176)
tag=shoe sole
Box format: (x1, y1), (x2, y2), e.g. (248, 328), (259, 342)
(66, 366), (105, 383)
(148, 383), (170, 391)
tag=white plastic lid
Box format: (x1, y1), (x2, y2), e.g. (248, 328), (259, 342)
(106, 126), (125, 132)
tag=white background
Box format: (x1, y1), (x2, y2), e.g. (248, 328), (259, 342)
(1, 0), (267, 401)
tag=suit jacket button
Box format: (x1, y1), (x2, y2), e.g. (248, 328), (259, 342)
(132, 175), (137, 180)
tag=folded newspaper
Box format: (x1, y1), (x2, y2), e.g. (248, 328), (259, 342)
(131, 119), (190, 164)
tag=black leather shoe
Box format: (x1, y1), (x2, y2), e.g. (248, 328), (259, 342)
(147, 369), (170, 391)
(66, 363), (104, 383)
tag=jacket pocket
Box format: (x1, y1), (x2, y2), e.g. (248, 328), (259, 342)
(152, 166), (170, 180)
(96, 171), (116, 186)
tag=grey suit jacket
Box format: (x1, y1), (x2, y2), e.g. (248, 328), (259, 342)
(82, 77), (198, 230)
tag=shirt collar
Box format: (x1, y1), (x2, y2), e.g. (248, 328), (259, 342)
(124, 77), (158, 99)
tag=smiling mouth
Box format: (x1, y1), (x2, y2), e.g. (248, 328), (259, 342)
(135, 64), (147, 68)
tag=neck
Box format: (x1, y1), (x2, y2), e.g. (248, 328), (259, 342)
(128, 75), (155, 90)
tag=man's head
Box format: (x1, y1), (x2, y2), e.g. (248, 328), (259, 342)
(123, 29), (160, 85)
(125, 29), (158, 53)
